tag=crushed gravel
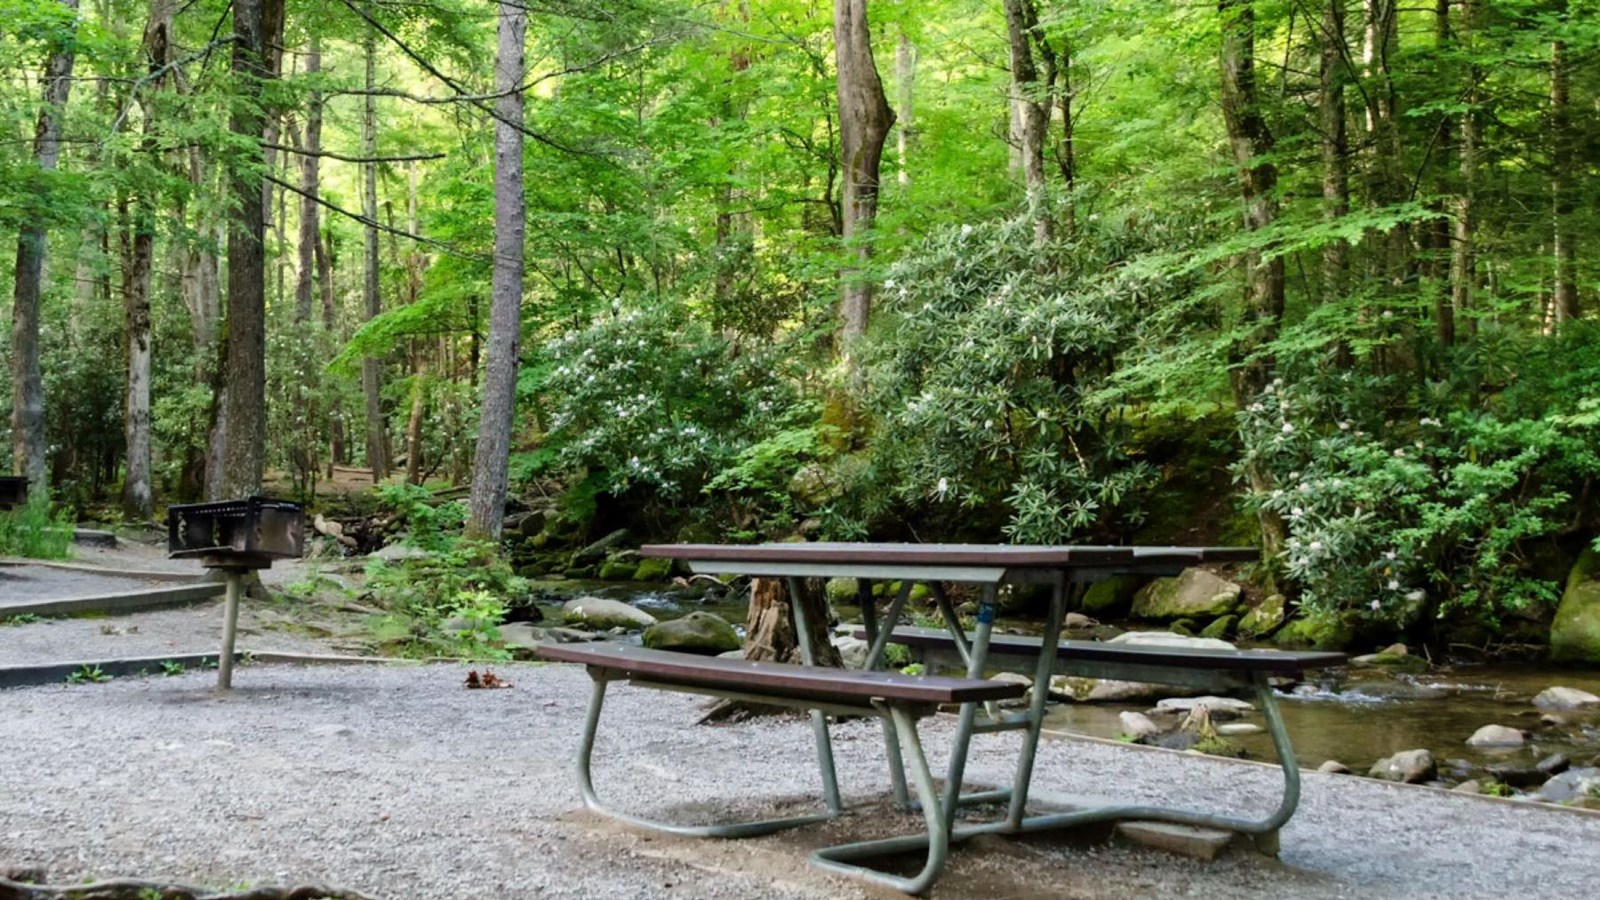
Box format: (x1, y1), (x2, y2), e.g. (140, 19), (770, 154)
(0, 599), (346, 666)
(4, 661), (1598, 899)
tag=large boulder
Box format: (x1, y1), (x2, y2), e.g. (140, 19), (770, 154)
(1532, 686), (1600, 710)
(1369, 749), (1437, 783)
(1130, 569), (1242, 621)
(571, 528), (632, 566)
(1552, 546), (1600, 663)
(1239, 593), (1286, 636)
(1536, 767), (1600, 803)
(642, 612), (741, 655)
(1465, 724), (1526, 748)
(1273, 611), (1356, 651)
(562, 596), (657, 630)
(1080, 574), (1145, 616)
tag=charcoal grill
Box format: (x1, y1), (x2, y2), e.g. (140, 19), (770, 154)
(167, 497), (305, 688)
(0, 476), (28, 510)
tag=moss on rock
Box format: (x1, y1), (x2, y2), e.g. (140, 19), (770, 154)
(1552, 546), (1600, 663)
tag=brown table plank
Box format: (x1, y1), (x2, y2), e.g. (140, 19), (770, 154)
(534, 641), (1027, 705)
(856, 627), (1345, 675)
(640, 542), (1136, 568)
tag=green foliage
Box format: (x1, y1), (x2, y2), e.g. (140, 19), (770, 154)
(364, 539), (524, 659)
(1483, 781), (1515, 798)
(65, 664), (110, 685)
(160, 660), (185, 677)
(1, 613), (42, 626)
(378, 483), (466, 552)
(0, 493), (73, 560)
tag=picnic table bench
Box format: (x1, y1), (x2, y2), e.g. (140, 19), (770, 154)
(537, 542), (1346, 895)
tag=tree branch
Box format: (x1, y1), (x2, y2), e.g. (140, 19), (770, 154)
(262, 142), (445, 163)
(264, 171), (488, 263)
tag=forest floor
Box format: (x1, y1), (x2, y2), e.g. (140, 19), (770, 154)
(3, 660), (1598, 899)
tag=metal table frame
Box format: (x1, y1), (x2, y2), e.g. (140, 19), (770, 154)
(649, 545), (1298, 895)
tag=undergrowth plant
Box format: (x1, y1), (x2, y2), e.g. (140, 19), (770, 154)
(0, 494), (74, 560)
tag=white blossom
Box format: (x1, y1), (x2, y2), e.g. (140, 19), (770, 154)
(1371, 599), (1382, 611)
(1387, 579), (1400, 591)
(1281, 422), (1295, 434)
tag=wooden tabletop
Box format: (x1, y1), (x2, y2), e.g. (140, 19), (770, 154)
(640, 542), (1258, 570)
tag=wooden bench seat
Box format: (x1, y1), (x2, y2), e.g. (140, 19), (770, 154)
(535, 641), (1025, 707)
(854, 626), (1345, 675)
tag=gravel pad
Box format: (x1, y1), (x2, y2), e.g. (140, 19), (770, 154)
(3, 663), (1598, 899)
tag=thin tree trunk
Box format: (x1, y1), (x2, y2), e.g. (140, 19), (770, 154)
(1319, 0), (1349, 310)
(11, 0), (79, 486)
(405, 163), (427, 486)
(833, 0), (895, 352)
(294, 39), (322, 324)
(1432, 0), (1455, 347)
(1550, 37), (1577, 324)
(361, 28), (388, 482)
(895, 30), (915, 189)
(1219, 0), (1289, 562)
(1057, 45), (1076, 233)
(466, 3), (527, 540)
(1003, 0), (1053, 245)
(1450, 0), (1477, 341)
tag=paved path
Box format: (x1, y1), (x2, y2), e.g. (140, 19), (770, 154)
(3, 662), (1597, 899)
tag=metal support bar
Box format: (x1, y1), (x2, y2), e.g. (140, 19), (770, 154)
(856, 578), (910, 808)
(1006, 571), (1070, 829)
(863, 580), (914, 671)
(810, 703), (951, 896)
(216, 570), (242, 690)
(576, 676), (838, 837)
(937, 582), (998, 834)
(786, 576), (842, 814)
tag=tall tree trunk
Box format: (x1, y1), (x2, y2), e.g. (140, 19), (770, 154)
(10, 0), (79, 486)
(1319, 0), (1350, 310)
(404, 163), (427, 486)
(1219, 0), (1288, 562)
(294, 39), (322, 324)
(895, 30), (915, 189)
(1057, 44), (1076, 233)
(1003, 0), (1053, 245)
(1432, 0), (1455, 348)
(466, 3), (527, 540)
(219, 0), (282, 498)
(1450, 0), (1477, 341)
(833, 0), (894, 351)
(361, 28), (388, 482)
(1550, 37), (1577, 325)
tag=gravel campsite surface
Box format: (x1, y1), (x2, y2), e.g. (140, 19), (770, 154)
(4, 661), (1599, 900)
(0, 599), (342, 666)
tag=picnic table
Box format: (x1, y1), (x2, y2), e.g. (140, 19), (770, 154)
(541, 543), (1345, 895)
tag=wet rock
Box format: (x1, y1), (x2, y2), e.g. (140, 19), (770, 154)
(642, 611), (740, 655)
(1541, 713), (1570, 727)
(1466, 725), (1527, 747)
(1239, 593), (1286, 636)
(498, 622), (544, 653)
(1532, 686), (1600, 710)
(1272, 611), (1356, 651)
(1452, 780), (1482, 794)
(571, 528), (632, 565)
(1120, 711), (1162, 739)
(1484, 764), (1546, 789)
(1153, 696), (1255, 719)
(1551, 546), (1600, 663)
(1080, 574), (1145, 616)
(632, 557), (674, 582)
(562, 596), (657, 630)
(1317, 760), (1352, 775)
(1535, 767), (1600, 803)
(832, 635), (870, 669)
(1051, 676), (1182, 703)
(1215, 722), (1264, 736)
(1350, 643), (1426, 670)
(1063, 612), (1097, 629)
(1369, 749), (1437, 783)
(1200, 615), (1237, 640)
(1537, 754), (1571, 776)
(988, 672), (1033, 707)
(1130, 569), (1242, 622)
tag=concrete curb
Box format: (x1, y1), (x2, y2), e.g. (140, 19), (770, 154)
(0, 557), (201, 583)
(0, 651), (499, 689)
(0, 582), (224, 618)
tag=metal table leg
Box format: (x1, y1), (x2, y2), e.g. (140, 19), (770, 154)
(786, 577), (842, 814)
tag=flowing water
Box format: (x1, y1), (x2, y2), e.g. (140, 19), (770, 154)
(539, 581), (1600, 782)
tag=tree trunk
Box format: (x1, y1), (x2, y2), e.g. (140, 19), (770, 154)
(465, 3), (527, 541)
(294, 38), (322, 324)
(1432, 0), (1455, 348)
(361, 28), (388, 483)
(833, 0), (894, 350)
(219, 0), (282, 498)
(1550, 37), (1577, 325)
(743, 577), (843, 665)
(1450, 0), (1477, 341)
(895, 29), (915, 188)
(10, 0), (79, 486)
(1003, 0), (1053, 245)
(1219, 0), (1288, 562)
(1319, 0), (1349, 310)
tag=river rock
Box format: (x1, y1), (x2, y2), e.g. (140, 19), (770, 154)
(571, 528), (632, 565)
(498, 622), (544, 652)
(1239, 593), (1286, 636)
(1541, 713), (1569, 727)
(1317, 760), (1353, 774)
(1064, 612), (1097, 629)
(1200, 616), (1237, 640)
(1216, 722), (1264, 736)
(1535, 766), (1600, 803)
(832, 635), (870, 669)
(1537, 753), (1571, 775)
(1080, 574), (1144, 616)
(1453, 780), (1481, 794)
(1532, 686), (1600, 710)
(1369, 749), (1437, 783)
(1050, 676), (1184, 703)
(1484, 764), (1546, 788)
(1130, 569), (1242, 621)
(562, 596), (657, 630)
(1119, 711), (1162, 739)
(1551, 546), (1600, 663)
(642, 612), (740, 655)
(1154, 696), (1255, 718)
(1466, 725), (1527, 747)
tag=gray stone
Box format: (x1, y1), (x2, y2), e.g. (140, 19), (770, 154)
(1130, 569), (1243, 621)
(1105, 630), (1237, 651)
(1050, 676), (1181, 703)
(1154, 696), (1255, 717)
(371, 542), (430, 561)
(1063, 612), (1096, 629)
(1466, 725), (1526, 747)
(1239, 593), (1286, 636)
(1550, 546), (1600, 663)
(1115, 821), (1234, 862)
(1535, 766), (1600, 803)
(989, 672), (1033, 708)
(546, 627), (604, 643)
(1369, 749), (1437, 783)
(561, 596), (656, 630)
(1452, 780), (1481, 794)
(642, 612), (740, 655)
(1119, 711), (1162, 739)
(1541, 713), (1570, 727)
(1532, 686), (1600, 710)
(1216, 723), (1264, 736)
(1317, 760), (1352, 775)
(1536, 754), (1571, 776)
(832, 635), (870, 669)
(1483, 764), (1545, 789)
(498, 622), (544, 651)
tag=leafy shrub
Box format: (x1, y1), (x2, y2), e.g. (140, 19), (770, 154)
(364, 539), (524, 659)
(855, 214), (1194, 542)
(1239, 329), (1600, 628)
(0, 493), (73, 559)
(377, 483), (466, 552)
